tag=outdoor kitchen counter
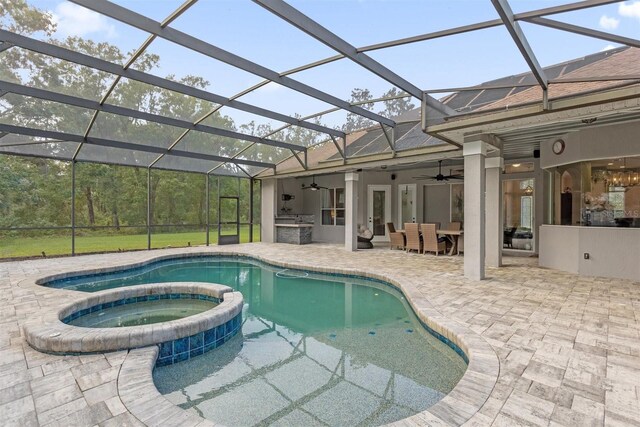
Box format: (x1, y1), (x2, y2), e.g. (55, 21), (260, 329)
(275, 223), (313, 244)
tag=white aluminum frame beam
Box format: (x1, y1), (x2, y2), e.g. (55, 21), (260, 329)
(514, 0), (622, 20)
(492, 0), (548, 90)
(0, 124), (275, 170)
(0, 30), (345, 139)
(0, 81), (305, 153)
(525, 17), (640, 49)
(68, 0), (395, 127)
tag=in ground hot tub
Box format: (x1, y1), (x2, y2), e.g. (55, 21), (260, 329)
(64, 293), (219, 328)
(24, 282), (243, 365)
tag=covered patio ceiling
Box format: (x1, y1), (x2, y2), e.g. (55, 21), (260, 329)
(2, 0), (640, 178)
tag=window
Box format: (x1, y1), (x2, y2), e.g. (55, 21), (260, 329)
(550, 156), (640, 227)
(520, 196), (532, 229)
(321, 188), (345, 226)
(608, 187), (625, 218)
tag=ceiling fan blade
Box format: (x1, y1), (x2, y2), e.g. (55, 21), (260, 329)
(448, 176), (464, 180)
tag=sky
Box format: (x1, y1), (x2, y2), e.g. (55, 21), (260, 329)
(24, 0), (640, 129)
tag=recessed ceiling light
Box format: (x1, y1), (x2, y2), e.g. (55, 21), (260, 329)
(607, 163), (614, 166)
(512, 163), (521, 167)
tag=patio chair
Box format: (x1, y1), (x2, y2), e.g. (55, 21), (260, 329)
(387, 222), (406, 250)
(404, 223), (422, 253)
(421, 223), (446, 256)
(449, 221), (462, 231)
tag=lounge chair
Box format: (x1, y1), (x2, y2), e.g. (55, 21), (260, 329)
(387, 222), (405, 250)
(404, 223), (422, 253)
(421, 223), (446, 256)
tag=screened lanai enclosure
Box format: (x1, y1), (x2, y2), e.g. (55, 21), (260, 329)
(2, 0), (640, 259)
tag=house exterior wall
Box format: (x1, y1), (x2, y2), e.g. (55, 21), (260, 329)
(539, 121), (640, 280)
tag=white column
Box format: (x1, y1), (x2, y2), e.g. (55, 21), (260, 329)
(463, 141), (487, 280)
(485, 156), (504, 268)
(260, 178), (277, 243)
(345, 172), (359, 251)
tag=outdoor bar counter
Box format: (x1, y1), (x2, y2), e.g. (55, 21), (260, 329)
(275, 223), (313, 245)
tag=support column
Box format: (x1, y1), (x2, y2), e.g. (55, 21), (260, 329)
(463, 141), (487, 280)
(147, 167), (151, 250)
(260, 178), (277, 243)
(485, 156), (504, 268)
(205, 174), (210, 246)
(345, 172), (359, 251)
(249, 178), (254, 243)
(71, 161), (76, 256)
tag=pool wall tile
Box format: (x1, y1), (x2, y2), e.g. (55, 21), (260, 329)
(204, 328), (216, 345)
(189, 332), (204, 350)
(159, 342), (173, 359)
(154, 311), (241, 367)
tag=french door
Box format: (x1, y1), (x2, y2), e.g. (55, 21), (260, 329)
(367, 185), (391, 242)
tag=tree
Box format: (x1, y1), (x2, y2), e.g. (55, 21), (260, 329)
(379, 87), (415, 119)
(343, 88), (375, 132)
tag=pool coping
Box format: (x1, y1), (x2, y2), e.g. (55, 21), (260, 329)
(24, 250), (500, 426)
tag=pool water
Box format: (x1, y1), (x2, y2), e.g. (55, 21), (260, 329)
(66, 299), (217, 328)
(49, 257), (467, 426)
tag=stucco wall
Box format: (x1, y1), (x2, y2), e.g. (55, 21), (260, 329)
(539, 121), (640, 280)
(541, 121), (640, 169)
(540, 225), (640, 281)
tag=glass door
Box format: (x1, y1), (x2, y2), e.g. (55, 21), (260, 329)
(367, 185), (391, 242)
(398, 184), (417, 227)
(503, 178), (534, 252)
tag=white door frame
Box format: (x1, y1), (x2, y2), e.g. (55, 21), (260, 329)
(397, 183), (417, 228)
(367, 185), (392, 242)
(502, 176), (536, 253)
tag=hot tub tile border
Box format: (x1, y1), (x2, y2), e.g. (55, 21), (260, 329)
(155, 312), (241, 367)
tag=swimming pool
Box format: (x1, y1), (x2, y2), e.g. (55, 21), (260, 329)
(46, 256), (467, 426)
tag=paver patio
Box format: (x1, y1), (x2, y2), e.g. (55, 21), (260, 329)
(0, 243), (638, 426)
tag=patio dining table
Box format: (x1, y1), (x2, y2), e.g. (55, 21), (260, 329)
(396, 227), (463, 256)
(436, 229), (463, 256)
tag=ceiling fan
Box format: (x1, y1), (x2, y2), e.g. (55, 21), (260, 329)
(413, 160), (464, 182)
(301, 176), (328, 191)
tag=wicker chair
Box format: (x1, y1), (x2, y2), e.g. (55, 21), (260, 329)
(449, 221), (462, 231)
(421, 223), (446, 256)
(404, 223), (422, 253)
(387, 222), (405, 250)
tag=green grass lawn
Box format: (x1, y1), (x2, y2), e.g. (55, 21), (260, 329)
(0, 225), (260, 259)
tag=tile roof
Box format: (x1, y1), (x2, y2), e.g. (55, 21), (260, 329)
(476, 47), (640, 111)
(268, 46), (639, 174)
